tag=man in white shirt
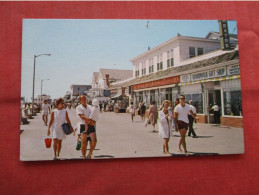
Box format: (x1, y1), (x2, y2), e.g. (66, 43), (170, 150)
(187, 100), (198, 138)
(174, 95), (198, 156)
(42, 100), (51, 126)
(211, 103), (220, 125)
(76, 95), (96, 159)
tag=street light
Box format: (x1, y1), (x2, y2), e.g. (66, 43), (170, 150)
(32, 53), (51, 114)
(41, 78), (50, 104)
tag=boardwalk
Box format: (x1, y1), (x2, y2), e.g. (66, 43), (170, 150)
(20, 109), (244, 161)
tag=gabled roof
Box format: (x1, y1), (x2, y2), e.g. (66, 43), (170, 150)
(99, 68), (132, 81)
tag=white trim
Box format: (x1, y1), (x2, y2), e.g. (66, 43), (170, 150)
(221, 115), (243, 118)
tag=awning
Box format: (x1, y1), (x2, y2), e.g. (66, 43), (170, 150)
(133, 84), (176, 92)
(110, 94), (122, 99)
(179, 75), (240, 86)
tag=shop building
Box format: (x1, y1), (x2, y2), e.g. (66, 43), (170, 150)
(88, 68), (132, 101)
(128, 33), (241, 127)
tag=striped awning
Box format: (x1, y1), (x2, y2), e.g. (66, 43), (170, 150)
(179, 75), (240, 86)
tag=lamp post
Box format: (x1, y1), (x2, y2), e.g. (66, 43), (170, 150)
(41, 79), (50, 104)
(32, 53), (51, 114)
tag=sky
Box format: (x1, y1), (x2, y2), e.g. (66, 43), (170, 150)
(21, 19), (237, 101)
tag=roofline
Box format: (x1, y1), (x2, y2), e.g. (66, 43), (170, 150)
(205, 31), (238, 39)
(130, 35), (220, 62)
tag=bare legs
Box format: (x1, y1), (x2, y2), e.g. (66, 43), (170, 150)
(42, 114), (48, 126)
(163, 138), (170, 154)
(53, 139), (62, 160)
(87, 133), (97, 159)
(179, 128), (188, 155)
(81, 133), (97, 159)
(81, 133), (88, 159)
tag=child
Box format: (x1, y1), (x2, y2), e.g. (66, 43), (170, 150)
(129, 102), (135, 122)
(85, 99), (100, 133)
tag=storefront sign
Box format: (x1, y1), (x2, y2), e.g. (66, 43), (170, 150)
(132, 76), (180, 90)
(180, 74), (191, 83)
(227, 65), (240, 76)
(191, 67), (226, 81)
(218, 20), (230, 50)
(110, 89), (117, 94)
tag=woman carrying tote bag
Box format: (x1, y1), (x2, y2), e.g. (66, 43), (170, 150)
(47, 98), (74, 160)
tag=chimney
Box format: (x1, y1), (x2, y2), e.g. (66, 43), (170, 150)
(105, 74), (110, 87)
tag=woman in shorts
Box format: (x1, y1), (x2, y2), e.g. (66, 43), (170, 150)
(47, 98), (74, 160)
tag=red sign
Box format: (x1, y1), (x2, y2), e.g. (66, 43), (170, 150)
(132, 76), (180, 90)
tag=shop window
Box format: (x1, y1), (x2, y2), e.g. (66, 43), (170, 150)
(223, 90), (242, 116)
(184, 93), (203, 114)
(189, 47), (195, 58)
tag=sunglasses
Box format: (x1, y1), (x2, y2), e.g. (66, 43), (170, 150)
(180, 98), (185, 100)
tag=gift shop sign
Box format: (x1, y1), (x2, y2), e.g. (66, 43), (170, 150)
(132, 76), (180, 90)
(180, 74), (191, 83)
(191, 67), (226, 81)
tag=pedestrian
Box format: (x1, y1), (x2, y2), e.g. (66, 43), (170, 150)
(47, 98), (74, 160)
(187, 100), (198, 138)
(140, 102), (146, 121)
(76, 95), (96, 159)
(211, 103), (220, 125)
(129, 102), (135, 122)
(174, 98), (180, 107)
(168, 101), (175, 132)
(174, 95), (197, 156)
(99, 102), (103, 113)
(148, 101), (158, 132)
(158, 100), (173, 154)
(84, 98), (100, 159)
(42, 100), (51, 126)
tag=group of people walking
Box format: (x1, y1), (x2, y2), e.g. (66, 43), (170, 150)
(43, 94), (199, 159)
(133, 95), (198, 156)
(46, 95), (99, 160)
(158, 95), (198, 156)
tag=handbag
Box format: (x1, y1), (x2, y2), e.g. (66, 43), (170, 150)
(62, 123), (72, 135)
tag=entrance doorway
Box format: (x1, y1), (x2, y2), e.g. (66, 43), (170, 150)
(208, 90), (221, 123)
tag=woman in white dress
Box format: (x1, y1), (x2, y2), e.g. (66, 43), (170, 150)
(47, 98), (74, 160)
(158, 100), (173, 154)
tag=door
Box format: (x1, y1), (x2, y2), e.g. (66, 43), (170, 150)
(208, 90), (222, 123)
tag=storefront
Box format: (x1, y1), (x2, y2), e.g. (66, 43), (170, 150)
(179, 62), (242, 127)
(132, 76), (180, 108)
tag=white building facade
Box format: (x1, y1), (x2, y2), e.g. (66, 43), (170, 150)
(129, 33), (241, 127)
